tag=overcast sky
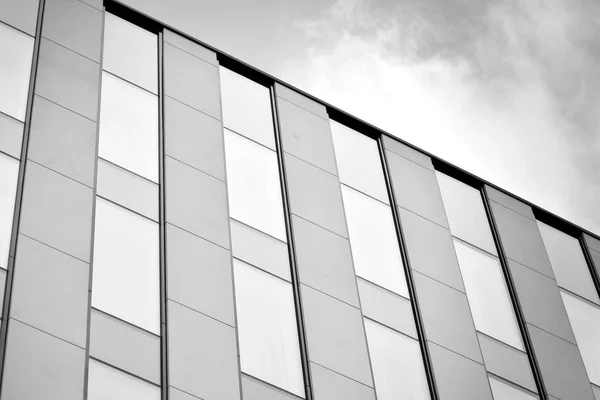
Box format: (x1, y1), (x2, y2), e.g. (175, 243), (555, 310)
(146, 0), (600, 234)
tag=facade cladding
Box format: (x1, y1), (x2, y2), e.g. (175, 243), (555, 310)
(0, 1), (600, 400)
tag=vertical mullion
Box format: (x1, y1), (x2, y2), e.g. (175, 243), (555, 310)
(481, 187), (549, 400)
(157, 30), (169, 400)
(0, 0), (47, 389)
(270, 89), (314, 400)
(376, 137), (440, 400)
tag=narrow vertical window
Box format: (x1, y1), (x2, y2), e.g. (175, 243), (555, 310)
(221, 68), (304, 397)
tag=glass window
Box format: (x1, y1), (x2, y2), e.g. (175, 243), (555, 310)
(0, 22), (34, 121)
(364, 319), (430, 400)
(88, 359), (160, 400)
(220, 68), (275, 149)
(99, 72), (159, 182)
(331, 121), (388, 203)
(224, 129), (287, 241)
(436, 172), (497, 255)
(341, 185), (408, 297)
(538, 221), (599, 304)
(453, 240), (523, 349)
(561, 290), (600, 385)
(0, 153), (19, 270)
(92, 198), (159, 334)
(233, 259), (304, 397)
(102, 13), (158, 94)
(489, 376), (537, 400)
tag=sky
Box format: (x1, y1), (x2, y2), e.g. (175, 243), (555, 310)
(127, 0), (600, 234)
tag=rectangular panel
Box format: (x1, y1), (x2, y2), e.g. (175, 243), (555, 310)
(164, 29), (217, 65)
(220, 67), (276, 149)
(0, 111), (24, 158)
(92, 198), (159, 334)
(0, 152), (19, 269)
(90, 309), (160, 384)
(364, 319), (430, 400)
(386, 151), (448, 228)
(103, 13), (158, 93)
(97, 158), (159, 221)
(357, 278), (417, 338)
(302, 284), (373, 386)
(11, 235), (89, 347)
(311, 362), (375, 400)
(0, 268), (5, 316)
(242, 374), (303, 400)
(88, 359), (160, 400)
(488, 376), (537, 400)
(99, 72), (158, 182)
(0, 0), (39, 35)
(0, 22), (33, 121)
(234, 260), (304, 397)
(342, 185), (407, 297)
(224, 130), (286, 241)
(382, 136), (433, 170)
(230, 219), (291, 282)
(274, 83), (328, 119)
(486, 185), (535, 220)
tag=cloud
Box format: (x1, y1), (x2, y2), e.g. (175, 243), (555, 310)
(284, 0), (600, 234)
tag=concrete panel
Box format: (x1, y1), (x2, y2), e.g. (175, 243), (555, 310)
(293, 215), (359, 307)
(28, 95), (97, 187)
(486, 185), (535, 220)
(478, 333), (537, 392)
(585, 233), (600, 254)
(19, 161), (93, 261)
(311, 362), (376, 400)
(167, 223), (235, 326)
(399, 207), (465, 292)
(285, 153), (347, 238)
(89, 309), (160, 384)
(428, 341), (493, 400)
(164, 29), (217, 65)
(0, 113), (23, 159)
(508, 259), (576, 344)
(387, 150), (448, 228)
(168, 300), (240, 400)
(42, 0), (102, 61)
(413, 271), (483, 363)
(164, 43), (221, 119)
(2, 319), (85, 400)
(382, 136), (433, 170)
(528, 324), (594, 400)
(0, 0), (39, 35)
(301, 284), (373, 386)
(275, 83), (327, 119)
(165, 156), (230, 249)
(11, 235), (88, 347)
(357, 278), (417, 338)
(278, 98), (337, 175)
(36, 38), (99, 121)
(490, 201), (554, 278)
(242, 374), (303, 400)
(170, 387), (202, 400)
(165, 96), (225, 180)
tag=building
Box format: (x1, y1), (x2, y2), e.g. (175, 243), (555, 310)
(0, 0), (599, 399)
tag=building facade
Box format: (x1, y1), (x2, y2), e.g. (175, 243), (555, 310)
(0, 1), (599, 399)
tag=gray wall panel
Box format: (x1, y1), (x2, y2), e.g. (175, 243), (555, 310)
(168, 300), (241, 400)
(28, 95), (97, 187)
(164, 29), (217, 65)
(412, 271), (483, 363)
(301, 284), (373, 387)
(387, 150), (449, 228)
(166, 223), (235, 326)
(428, 341), (493, 400)
(0, 0), (39, 35)
(399, 207), (465, 292)
(585, 233), (600, 254)
(486, 186), (535, 220)
(528, 324), (594, 400)
(165, 96), (225, 181)
(42, 0), (102, 61)
(292, 215), (359, 307)
(382, 136), (433, 170)
(274, 83), (328, 120)
(19, 161), (93, 261)
(164, 43), (221, 119)
(1, 319), (85, 400)
(170, 387), (202, 400)
(589, 249), (600, 281)
(11, 235), (89, 348)
(241, 374), (303, 400)
(285, 153), (348, 238)
(0, 112), (24, 159)
(36, 38), (100, 121)
(89, 309), (161, 384)
(165, 156), (230, 249)
(311, 362), (376, 400)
